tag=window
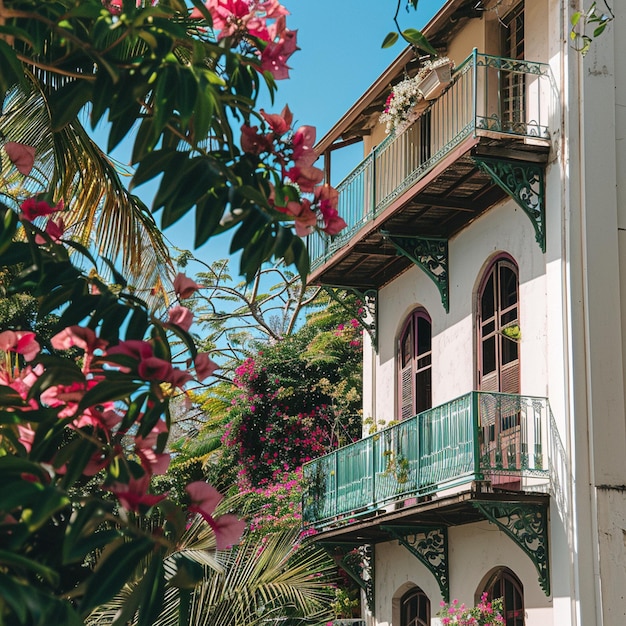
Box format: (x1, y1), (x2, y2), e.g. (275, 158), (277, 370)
(399, 310), (432, 420)
(477, 257), (520, 394)
(401, 587), (430, 626)
(478, 257), (521, 487)
(500, 2), (525, 132)
(480, 568), (524, 626)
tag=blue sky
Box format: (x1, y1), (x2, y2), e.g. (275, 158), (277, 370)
(159, 0), (442, 268)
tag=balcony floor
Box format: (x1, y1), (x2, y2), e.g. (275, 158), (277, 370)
(307, 484), (550, 544)
(309, 134), (550, 291)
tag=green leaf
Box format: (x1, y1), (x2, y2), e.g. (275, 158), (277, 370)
(195, 191), (228, 247)
(132, 148), (178, 182)
(126, 306), (149, 340)
(80, 537), (155, 614)
(0, 573), (28, 622)
(77, 379), (142, 413)
(0, 39), (26, 93)
(401, 28), (439, 57)
(49, 80), (93, 131)
(381, 31), (399, 49)
(137, 553), (166, 626)
(0, 205), (18, 256)
(0, 549), (60, 586)
(21, 487), (70, 532)
(108, 100), (141, 152)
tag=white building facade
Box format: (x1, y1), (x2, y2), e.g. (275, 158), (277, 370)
(302, 1), (626, 625)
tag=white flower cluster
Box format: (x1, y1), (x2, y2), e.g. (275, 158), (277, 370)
(379, 57), (453, 135)
(379, 75), (424, 135)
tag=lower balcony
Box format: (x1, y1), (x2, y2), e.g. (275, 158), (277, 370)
(302, 392), (558, 602)
(302, 391), (551, 531)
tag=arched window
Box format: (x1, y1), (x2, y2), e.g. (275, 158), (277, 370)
(480, 567), (524, 626)
(398, 309), (432, 420)
(477, 257), (521, 487)
(401, 586), (430, 626)
(477, 257), (520, 394)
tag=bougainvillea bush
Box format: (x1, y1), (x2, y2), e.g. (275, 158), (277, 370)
(0, 199), (246, 624)
(215, 304), (363, 488)
(437, 594), (505, 625)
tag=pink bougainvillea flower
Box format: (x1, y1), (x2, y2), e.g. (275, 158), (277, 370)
(173, 272), (202, 299)
(16, 423), (36, 453)
(260, 104), (293, 135)
(186, 481), (246, 549)
(260, 39), (294, 80)
(167, 305), (194, 332)
(135, 421), (171, 475)
(109, 474), (166, 512)
(34, 217), (65, 244)
(0, 330), (41, 361)
(20, 197), (64, 222)
(51, 325), (108, 354)
(167, 367), (194, 389)
(259, 0), (289, 19)
(291, 125), (316, 167)
(195, 352), (218, 381)
(240, 124), (273, 155)
(285, 165), (324, 193)
(137, 356), (175, 382)
(41, 380), (98, 419)
(4, 142), (35, 176)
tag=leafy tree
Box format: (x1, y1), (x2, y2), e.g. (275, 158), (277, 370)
(0, 0), (345, 296)
(0, 1), (351, 623)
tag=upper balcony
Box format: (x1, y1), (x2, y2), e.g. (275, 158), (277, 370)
(308, 51), (555, 294)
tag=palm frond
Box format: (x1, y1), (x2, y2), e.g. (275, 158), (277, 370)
(1, 79), (174, 306)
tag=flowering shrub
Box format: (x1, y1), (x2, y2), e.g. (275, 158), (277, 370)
(217, 306), (363, 486)
(379, 56), (453, 134)
(0, 199), (244, 624)
(1, 0), (346, 287)
(437, 594), (505, 625)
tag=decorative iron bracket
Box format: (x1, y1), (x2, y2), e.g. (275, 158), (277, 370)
(321, 285), (378, 352)
(472, 156), (546, 253)
(320, 542), (375, 613)
(381, 525), (449, 602)
(380, 232), (449, 313)
(472, 500), (550, 596)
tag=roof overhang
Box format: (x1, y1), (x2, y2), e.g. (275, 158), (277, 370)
(315, 0), (480, 154)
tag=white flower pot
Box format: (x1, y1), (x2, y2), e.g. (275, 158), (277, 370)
(418, 63), (452, 100)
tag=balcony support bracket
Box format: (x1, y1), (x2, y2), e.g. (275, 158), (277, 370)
(381, 525), (449, 602)
(472, 500), (550, 596)
(321, 286), (378, 352)
(472, 156), (546, 253)
(319, 542), (375, 612)
(381, 233), (449, 312)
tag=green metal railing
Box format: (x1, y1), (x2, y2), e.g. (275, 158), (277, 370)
(302, 392), (550, 528)
(308, 50), (554, 270)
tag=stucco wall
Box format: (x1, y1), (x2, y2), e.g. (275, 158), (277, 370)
(373, 520), (552, 626)
(373, 196), (548, 426)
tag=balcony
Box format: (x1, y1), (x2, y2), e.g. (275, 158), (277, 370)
(302, 391), (551, 531)
(302, 392), (560, 600)
(308, 52), (555, 293)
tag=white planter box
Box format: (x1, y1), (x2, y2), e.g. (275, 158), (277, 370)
(419, 63), (452, 100)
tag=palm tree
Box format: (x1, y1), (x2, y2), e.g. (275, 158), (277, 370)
(86, 523), (336, 626)
(1, 69), (174, 301)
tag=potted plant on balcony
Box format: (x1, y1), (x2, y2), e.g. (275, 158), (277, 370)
(416, 56), (454, 100)
(379, 75), (429, 135)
